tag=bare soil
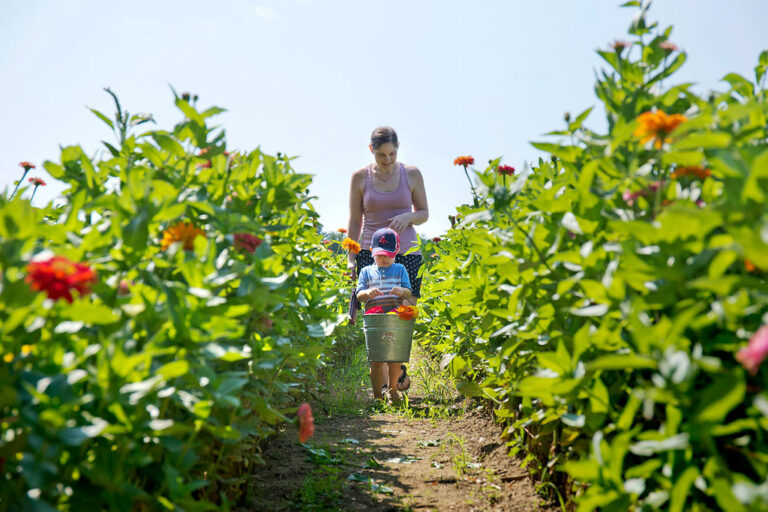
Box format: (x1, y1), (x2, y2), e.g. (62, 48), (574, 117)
(245, 392), (554, 511)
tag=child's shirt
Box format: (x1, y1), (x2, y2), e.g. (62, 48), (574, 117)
(356, 262), (412, 296)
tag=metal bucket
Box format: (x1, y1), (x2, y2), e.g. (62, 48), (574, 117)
(362, 314), (416, 362)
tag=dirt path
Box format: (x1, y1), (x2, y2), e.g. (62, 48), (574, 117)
(246, 390), (552, 511)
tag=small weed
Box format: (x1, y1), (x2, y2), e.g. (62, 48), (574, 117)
(292, 467), (345, 511)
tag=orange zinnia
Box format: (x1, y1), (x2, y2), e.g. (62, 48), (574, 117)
(670, 166), (711, 180)
(745, 260), (757, 273)
(161, 222), (206, 251)
(634, 110), (687, 149)
(26, 256), (97, 303)
(453, 156), (474, 167)
(337, 228), (347, 233)
(341, 237), (361, 254)
(394, 305), (418, 320)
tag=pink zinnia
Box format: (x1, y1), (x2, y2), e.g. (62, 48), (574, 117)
(28, 177), (46, 187)
(365, 306), (385, 314)
(737, 326), (768, 375)
(297, 403), (314, 443)
(19, 161), (35, 171)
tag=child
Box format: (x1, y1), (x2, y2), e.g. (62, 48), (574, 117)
(356, 227), (412, 402)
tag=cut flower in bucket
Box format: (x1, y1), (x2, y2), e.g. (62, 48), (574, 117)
(392, 305), (418, 320)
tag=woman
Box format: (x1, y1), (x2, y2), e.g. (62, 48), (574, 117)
(346, 126), (429, 402)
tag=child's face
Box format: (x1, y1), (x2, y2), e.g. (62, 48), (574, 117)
(374, 253), (395, 267)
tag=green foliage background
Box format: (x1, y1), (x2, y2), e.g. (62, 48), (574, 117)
(0, 92), (346, 511)
(418, 4), (768, 511)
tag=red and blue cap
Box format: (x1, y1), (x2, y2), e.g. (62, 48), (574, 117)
(371, 227), (400, 258)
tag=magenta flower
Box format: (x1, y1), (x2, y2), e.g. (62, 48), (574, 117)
(737, 326), (768, 375)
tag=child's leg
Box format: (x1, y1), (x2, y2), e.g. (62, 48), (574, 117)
(386, 362), (402, 401)
(370, 361), (386, 399)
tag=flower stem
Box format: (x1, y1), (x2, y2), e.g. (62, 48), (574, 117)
(30, 185), (40, 203)
(9, 169), (30, 199)
(462, 165), (478, 207)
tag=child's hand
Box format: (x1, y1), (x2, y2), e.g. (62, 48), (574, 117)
(366, 288), (382, 299)
(390, 286), (411, 298)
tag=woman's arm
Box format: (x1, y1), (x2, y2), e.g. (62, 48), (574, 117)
(388, 166), (429, 232)
(346, 169), (365, 274)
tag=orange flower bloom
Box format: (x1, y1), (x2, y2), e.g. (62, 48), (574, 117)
(745, 260), (757, 273)
(337, 228), (347, 233)
(394, 305), (418, 320)
(453, 156), (474, 167)
(670, 166), (711, 180)
(19, 161), (35, 171)
(161, 222), (206, 251)
(341, 237), (361, 254)
(297, 403), (314, 443)
(633, 110), (687, 149)
(26, 256), (97, 303)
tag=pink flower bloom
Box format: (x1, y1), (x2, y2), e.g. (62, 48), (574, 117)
(234, 233), (263, 254)
(737, 326), (768, 375)
(659, 41), (679, 52)
(297, 403), (314, 443)
(497, 165), (515, 176)
(365, 306), (385, 314)
(28, 177), (46, 187)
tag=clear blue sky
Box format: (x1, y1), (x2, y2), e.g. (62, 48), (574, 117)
(1, 1), (766, 236)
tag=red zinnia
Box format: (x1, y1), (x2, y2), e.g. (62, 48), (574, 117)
(26, 256), (97, 303)
(297, 403), (315, 443)
(497, 165), (515, 176)
(431, 237), (441, 243)
(365, 306), (385, 314)
(28, 177), (46, 187)
(19, 161), (35, 171)
(453, 156), (474, 167)
(233, 233), (263, 254)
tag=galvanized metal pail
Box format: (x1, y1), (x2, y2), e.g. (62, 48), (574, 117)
(362, 314), (416, 362)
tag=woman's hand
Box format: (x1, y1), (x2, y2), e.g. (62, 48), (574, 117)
(388, 212), (413, 233)
(347, 253), (357, 279)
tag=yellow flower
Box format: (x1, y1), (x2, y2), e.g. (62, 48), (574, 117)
(341, 237), (361, 254)
(3, 353), (13, 363)
(634, 110), (687, 149)
(161, 222), (206, 251)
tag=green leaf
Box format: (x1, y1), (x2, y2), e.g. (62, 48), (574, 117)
(61, 304), (119, 324)
(670, 466), (699, 512)
(586, 354), (657, 371)
(694, 373), (745, 424)
(156, 360), (189, 380)
(672, 132), (732, 151)
(456, 380), (484, 397)
(89, 108), (114, 129)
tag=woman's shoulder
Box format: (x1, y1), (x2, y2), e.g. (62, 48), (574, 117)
(403, 164), (424, 186)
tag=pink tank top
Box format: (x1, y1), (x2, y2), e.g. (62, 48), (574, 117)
(361, 163), (420, 254)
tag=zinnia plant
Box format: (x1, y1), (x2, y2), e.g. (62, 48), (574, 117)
(25, 255), (97, 303)
(10, 161), (36, 199)
(341, 237), (361, 254)
(161, 221), (206, 251)
(454, 155), (478, 206)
